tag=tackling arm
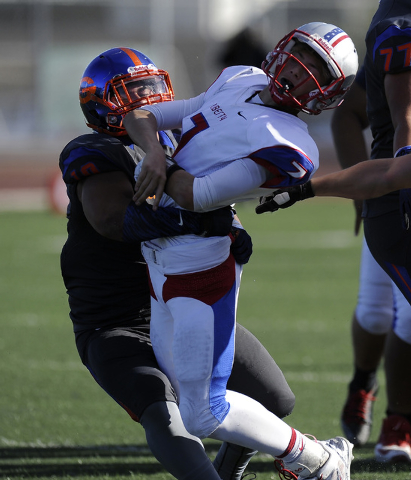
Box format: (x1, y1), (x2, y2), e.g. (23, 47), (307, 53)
(78, 170), (234, 242)
(124, 94), (206, 209)
(256, 71), (411, 211)
(123, 109), (167, 209)
(310, 157), (407, 199)
(256, 153), (411, 213)
(316, 68), (411, 199)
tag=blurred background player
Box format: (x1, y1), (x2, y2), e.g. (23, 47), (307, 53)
(125, 22), (358, 480)
(331, 64), (411, 453)
(60, 46), (295, 480)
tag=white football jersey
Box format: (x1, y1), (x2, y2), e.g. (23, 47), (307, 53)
(172, 66), (319, 199)
(139, 66), (320, 269)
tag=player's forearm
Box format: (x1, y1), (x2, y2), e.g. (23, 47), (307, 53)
(165, 169), (195, 210)
(311, 157), (405, 200)
(123, 109), (163, 155)
(166, 158), (269, 212)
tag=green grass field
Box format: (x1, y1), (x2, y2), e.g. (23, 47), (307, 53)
(1, 200), (409, 479)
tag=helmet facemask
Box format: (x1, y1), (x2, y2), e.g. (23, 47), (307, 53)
(103, 68), (174, 135)
(264, 46), (335, 114)
(262, 23), (358, 115)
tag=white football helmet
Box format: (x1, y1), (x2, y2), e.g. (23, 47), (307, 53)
(262, 22), (358, 115)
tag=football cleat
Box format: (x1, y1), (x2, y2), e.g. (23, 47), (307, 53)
(341, 382), (379, 446)
(274, 459), (298, 480)
(275, 437), (353, 480)
(374, 415), (411, 463)
(303, 437), (353, 480)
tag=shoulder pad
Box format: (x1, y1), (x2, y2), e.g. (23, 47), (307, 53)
(59, 133), (136, 184)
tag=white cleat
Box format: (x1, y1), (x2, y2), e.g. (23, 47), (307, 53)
(301, 437), (353, 480)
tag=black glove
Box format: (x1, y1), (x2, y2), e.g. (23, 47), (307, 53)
(201, 206), (234, 237)
(230, 228), (253, 265)
(255, 181), (315, 214)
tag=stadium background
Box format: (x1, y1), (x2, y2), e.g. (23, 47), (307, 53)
(3, 3), (409, 478)
(0, 0), (376, 211)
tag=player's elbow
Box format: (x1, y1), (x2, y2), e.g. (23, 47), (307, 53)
(93, 211), (124, 241)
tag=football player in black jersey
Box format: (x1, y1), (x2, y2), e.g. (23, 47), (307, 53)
(60, 47), (295, 480)
(256, 0), (411, 464)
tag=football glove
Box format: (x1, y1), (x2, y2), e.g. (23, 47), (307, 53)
(255, 181), (315, 214)
(230, 228), (253, 265)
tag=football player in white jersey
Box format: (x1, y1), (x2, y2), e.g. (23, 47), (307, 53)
(123, 22), (358, 480)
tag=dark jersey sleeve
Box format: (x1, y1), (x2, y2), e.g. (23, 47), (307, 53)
(60, 133), (137, 186)
(364, 6), (411, 161)
(371, 20), (411, 75)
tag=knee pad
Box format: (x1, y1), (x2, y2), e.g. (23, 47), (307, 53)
(392, 287), (411, 345)
(356, 238), (394, 335)
(179, 394), (229, 439)
(355, 305), (393, 335)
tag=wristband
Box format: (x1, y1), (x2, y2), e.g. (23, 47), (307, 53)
(301, 181), (315, 199)
(394, 146), (411, 158)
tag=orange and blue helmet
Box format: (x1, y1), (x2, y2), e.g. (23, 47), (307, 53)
(79, 47), (174, 136)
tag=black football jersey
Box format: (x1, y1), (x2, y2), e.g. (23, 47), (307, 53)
(365, 0), (411, 160)
(60, 132), (176, 333)
(363, 0), (411, 216)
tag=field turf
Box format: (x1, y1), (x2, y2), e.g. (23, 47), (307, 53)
(1, 200), (409, 479)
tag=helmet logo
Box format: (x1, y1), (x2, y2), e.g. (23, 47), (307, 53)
(324, 27), (344, 43)
(323, 27), (350, 49)
(80, 76), (96, 104)
(127, 64), (158, 75)
(315, 36), (332, 54)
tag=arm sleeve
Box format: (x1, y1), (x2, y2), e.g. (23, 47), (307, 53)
(122, 201), (205, 242)
(192, 158), (269, 212)
(140, 93), (206, 131)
